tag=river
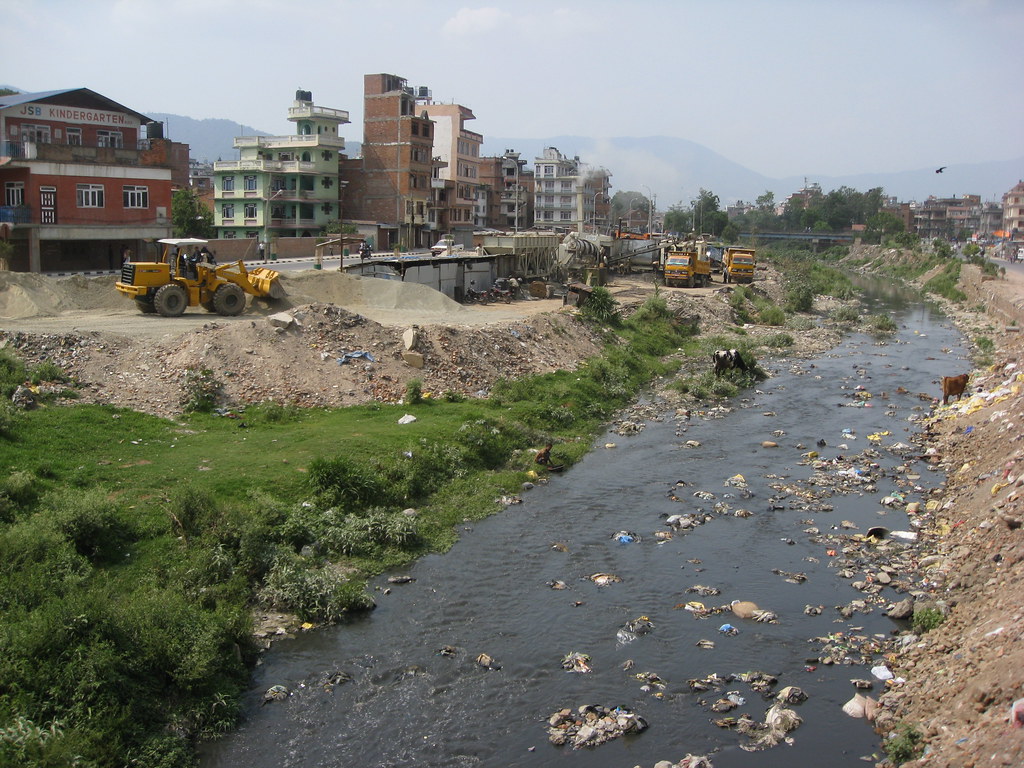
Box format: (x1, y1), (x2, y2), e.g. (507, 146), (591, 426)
(201, 283), (964, 768)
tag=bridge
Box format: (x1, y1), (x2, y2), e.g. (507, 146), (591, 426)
(739, 231), (855, 243)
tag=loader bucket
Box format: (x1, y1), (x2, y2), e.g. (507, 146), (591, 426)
(248, 267), (286, 300)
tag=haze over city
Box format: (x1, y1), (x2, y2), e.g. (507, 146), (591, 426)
(4, 0), (1022, 203)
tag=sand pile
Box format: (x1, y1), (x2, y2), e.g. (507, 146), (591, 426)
(280, 271), (468, 315)
(0, 269), (468, 321)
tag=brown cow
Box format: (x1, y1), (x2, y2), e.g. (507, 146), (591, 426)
(941, 373), (969, 405)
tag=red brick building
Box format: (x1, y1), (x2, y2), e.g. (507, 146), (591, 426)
(0, 88), (176, 272)
(339, 74), (435, 251)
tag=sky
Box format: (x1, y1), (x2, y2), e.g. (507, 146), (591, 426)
(3, 0), (1022, 200)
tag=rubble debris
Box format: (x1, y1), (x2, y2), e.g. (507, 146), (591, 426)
(546, 705), (648, 749)
(561, 651), (592, 673)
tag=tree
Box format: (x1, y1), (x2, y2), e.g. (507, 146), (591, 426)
(171, 189), (214, 238)
(866, 211), (905, 244)
(662, 203), (690, 235)
(755, 191), (775, 211)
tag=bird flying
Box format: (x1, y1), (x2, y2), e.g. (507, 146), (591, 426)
(935, 166), (947, 173)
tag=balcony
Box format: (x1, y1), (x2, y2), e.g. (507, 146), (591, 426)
(214, 159), (317, 173)
(234, 134), (346, 150)
(0, 205), (32, 224)
(287, 105), (351, 124)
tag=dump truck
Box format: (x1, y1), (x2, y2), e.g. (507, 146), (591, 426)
(722, 246), (756, 284)
(115, 238), (285, 317)
(662, 243), (712, 287)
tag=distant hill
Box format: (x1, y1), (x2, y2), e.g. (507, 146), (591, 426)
(146, 114), (269, 163)
(484, 135), (1022, 205)
(119, 112), (1024, 203)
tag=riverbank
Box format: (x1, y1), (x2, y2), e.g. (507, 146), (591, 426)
(858, 258), (1024, 767)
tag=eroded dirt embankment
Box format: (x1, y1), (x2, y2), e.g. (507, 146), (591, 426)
(845, 250), (1024, 767)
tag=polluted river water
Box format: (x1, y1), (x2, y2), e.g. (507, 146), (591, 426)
(200, 285), (965, 768)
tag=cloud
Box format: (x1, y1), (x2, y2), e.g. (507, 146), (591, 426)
(442, 7), (512, 36)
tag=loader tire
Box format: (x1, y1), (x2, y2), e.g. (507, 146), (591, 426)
(135, 298), (156, 314)
(200, 299), (217, 312)
(153, 284), (187, 317)
(214, 283), (246, 316)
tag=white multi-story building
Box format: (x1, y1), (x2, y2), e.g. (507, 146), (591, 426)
(532, 147), (610, 232)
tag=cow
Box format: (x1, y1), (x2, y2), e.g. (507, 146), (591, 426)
(713, 349), (747, 377)
(941, 373), (969, 405)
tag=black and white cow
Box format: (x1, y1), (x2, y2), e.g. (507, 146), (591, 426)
(712, 348), (747, 377)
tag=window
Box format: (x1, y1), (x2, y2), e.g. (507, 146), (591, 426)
(245, 231), (259, 239)
(560, 196), (572, 206)
(222, 204), (234, 219)
(560, 211), (572, 221)
(561, 181), (572, 191)
(97, 130), (123, 148)
(545, 181), (554, 191)
(411, 122), (419, 136)
(223, 231), (236, 239)
(222, 176), (235, 192)
(76, 184), (104, 208)
(20, 124), (51, 143)
(123, 185), (149, 209)
(4, 182), (24, 207)
(244, 203), (257, 218)
(66, 127), (82, 145)
(244, 176), (257, 191)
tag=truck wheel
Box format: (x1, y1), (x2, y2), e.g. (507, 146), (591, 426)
(687, 275), (694, 288)
(214, 283), (246, 316)
(154, 284), (187, 317)
(200, 299), (216, 312)
(135, 298), (156, 314)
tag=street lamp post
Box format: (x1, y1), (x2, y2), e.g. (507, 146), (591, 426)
(642, 184), (656, 234)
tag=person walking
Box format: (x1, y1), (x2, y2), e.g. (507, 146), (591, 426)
(259, 241), (266, 263)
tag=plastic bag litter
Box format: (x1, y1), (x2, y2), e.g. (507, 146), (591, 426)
(870, 664), (894, 681)
(397, 414), (417, 424)
(842, 692), (878, 721)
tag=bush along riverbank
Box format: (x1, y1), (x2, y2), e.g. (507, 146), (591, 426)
(0, 263), (864, 767)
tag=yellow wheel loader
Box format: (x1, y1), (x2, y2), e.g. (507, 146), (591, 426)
(115, 238), (285, 317)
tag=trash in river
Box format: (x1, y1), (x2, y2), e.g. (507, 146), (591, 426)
(725, 474), (747, 488)
(561, 651), (592, 673)
(550, 541), (569, 552)
(731, 600), (778, 622)
(262, 685), (289, 705)
(618, 616), (655, 644)
(804, 604), (824, 616)
(654, 530), (674, 540)
(546, 704), (648, 749)
(686, 584), (721, 596)
(437, 645), (457, 657)
(687, 672), (728, 692)
(739, 702), (803, 751)
(635, 671), (667, 694)
(771, 568), (807, 584)
(733, 670), (778, 695)
(850, 678), (874, 689)
(387, 575), (416, 584)
(547, 580), (569, 590)
(612, 530), (640, 543)
(718, 623), (739, 636)
(842, 693), (879, 721)
(696, 639), (715, 649)
(870, 664), (894, 681)
(476, 652), (502, 670)
(589, 572), (622, 586)
(776, 686), (808, 705)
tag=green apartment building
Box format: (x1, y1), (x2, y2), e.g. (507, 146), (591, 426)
(213, 90), (348, 254)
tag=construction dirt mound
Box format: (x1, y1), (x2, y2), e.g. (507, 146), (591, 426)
(0, 270), (468, 320)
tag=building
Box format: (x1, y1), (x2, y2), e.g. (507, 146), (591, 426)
(0, 87), (176, 272)
(340, 74), (435, 252)
(532, 147), (611, 232)
(1002, 181), (1024, 242)
(913, 194), (1003, 241)
(420, 101), (483, 245)
(478, 150), (534, 232)
(213, 90), (348, 256)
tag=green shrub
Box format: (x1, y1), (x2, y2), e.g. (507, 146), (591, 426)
(29, 360), (67, 385)
(975, 335), (995, 353)
(167, 485), (220, 544)
(911, 606), (945, 634)
(764, 333), (795, 348)
(579, 286), (620, 325)
(784, 281), (814, 312)
(180, 368), (224, 413)
(307, 455), (383, 508)
(867, 313), (898, 333)
(0, 347), (28, 396)
(884, 723), (924, 765)
(259, 554), (373, 622)
(44, 487), (133, 564)
(441, 389), (465, 402)
(758, 305), (786, 326)
(405, 378), (423, 405)
(830, 305), (861, 324)
(245, 401), (301, 424)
